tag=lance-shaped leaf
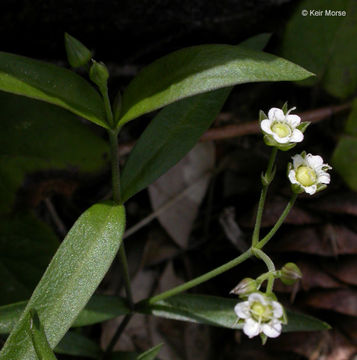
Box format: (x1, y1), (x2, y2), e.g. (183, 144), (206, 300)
(137, 344), (163, 360)
(0, 295), (130, 335)
(116, 44), (313, 125)
(0, 52), (107, 127)
(0, 92), (109, 215)
(29, 309), (58, 360)
(0, 202), (126, 360)
(120, 88), (230, 202)
(55, 331), (102, 359)
(137, 294), (330, 332)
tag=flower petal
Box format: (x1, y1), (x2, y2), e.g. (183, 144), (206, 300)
(268, 108), (285, 122)
(262, 319), (282, 338)
(261, 119), (273, 134)
(286, 114), (301, 127)
(292, 154), (305, 169)
(248, 292), (267, 305)
(317, 173), (330, 184)
(306, 154), (323, 169)
(243, 318), (261, 338)
(304, 184), (317, 195)
(288, 169), (298, 184)
(234, 301), (250, 319)
(290, 129), (304, 143)
(272, 301), (283, 318)
(272, 133), (290, 144)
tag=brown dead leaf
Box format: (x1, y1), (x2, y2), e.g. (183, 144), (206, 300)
(271, 331), (357, 360)
(148, 262), (186, 360)
(239, 196), (320, 228)
(142, 228), (180, 266)
(321, 256), (357, 286)
(304, 289), (357, 316)
(184, 323), (210, 360)
(309, 192), (357, 216)
(270, 225), (357, 256)
(149, 142), (215, 248)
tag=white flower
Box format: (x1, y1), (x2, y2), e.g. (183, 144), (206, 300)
(234, 292), (284, 339)
(288, 152), (332, 195)
(260, 107), (306, 150)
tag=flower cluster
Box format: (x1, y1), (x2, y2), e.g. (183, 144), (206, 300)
(231, 104), (332, 343)
(260, 105), (332, 195)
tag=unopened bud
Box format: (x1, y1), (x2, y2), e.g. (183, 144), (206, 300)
(230, 278), (257, 296)
(280, 262), (302, 285)
(89, 60), (109, 89)
(64, 33), (92, 68)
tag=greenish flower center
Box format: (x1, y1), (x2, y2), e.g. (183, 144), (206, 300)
(296, 166), (317, 187)
(271, 122), (291, 138)
(250, 302), (272, 322)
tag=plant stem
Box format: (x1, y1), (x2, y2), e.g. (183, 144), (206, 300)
(144, 249), (253, 304)
(108, 130), (121, 204)
(102, 314), (133, 359)
(256, 193), (298, 249)
(101, 85), (114, 128)
(252, 248), (275, 272)
(252, 248), (276, 294)
(252, 147), (278, 246)
(118, 244), (134, 309)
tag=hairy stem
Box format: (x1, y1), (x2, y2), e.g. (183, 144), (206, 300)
(252, 147), (278, 246)
(143, 249), (253, 304)
(256, 194), (298, 249)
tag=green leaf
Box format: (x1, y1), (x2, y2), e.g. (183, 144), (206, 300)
(0, 214), (59, 305)
(0, 52), (107, 127)
(137, 294), (330, 332)
(332, 99), (357, 191)
(29, 309), (58, 360)
(279, 0), (357, 99)
(55, 331), (102, 359)
(0, 202), (126, 360)
(120, 35), (271, 202)
(137, 344), (163, 360)
(72, 294), (130, 327)
(120, 88), (230, 202)
(0, 92), (109, 215)
(332, 135), (357, 191)
(116, 44), (313, 125)
(0, 295), (130, 335)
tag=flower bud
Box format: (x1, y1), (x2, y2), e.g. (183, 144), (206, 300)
(64, 33), (92, 68)
(230, 278), (257, 296)
(280, 262), (302, 285)
(89, 60), (109, 89)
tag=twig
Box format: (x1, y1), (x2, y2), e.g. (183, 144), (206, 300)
(123, 173), (211, 239)
(44, 198), (67, 237)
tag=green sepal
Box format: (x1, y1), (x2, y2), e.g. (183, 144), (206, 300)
(261, 165), (276, 186)
(291, 183), (304, 194)
(259, 110), (268, 123)
(316, 183), (327, 193)
(89, 60), (109, 90)
(282, 102), (288, 114)
(64, 33), (92, 68)
(297, 121), (310, 133)
(276, 143), (297, 152)
(263, 134), (297, 151)
(260, 333), (268, 345)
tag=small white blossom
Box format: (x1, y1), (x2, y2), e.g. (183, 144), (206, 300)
(288, 152), (332, 195)
(234, 292), (284, 339)
(260, 107), (305, 149)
